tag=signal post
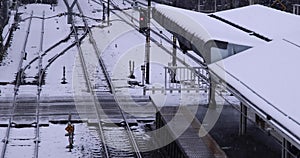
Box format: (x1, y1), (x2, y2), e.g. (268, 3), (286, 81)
(144, 1), (151, 84)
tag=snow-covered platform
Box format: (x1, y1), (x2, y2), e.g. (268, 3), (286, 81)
(210, 5), (300, 151)
(152, 3), (300, 152)
(209, 39), (300, 147)
(155, 106), (226, 158)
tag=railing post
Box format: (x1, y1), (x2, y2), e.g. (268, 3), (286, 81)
(165, 67), (167, 94)
(171, 36), (177, 82)
(209, 81), (217, 109)
(282, 138), (291, 158)
(239, 102), (247, 135)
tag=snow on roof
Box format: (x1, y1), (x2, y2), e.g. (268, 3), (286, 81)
(152, 4), (266, 47)
(154, 4), (300, 142)
(209, 39), (300, 141)
(214, 4), (300, 44)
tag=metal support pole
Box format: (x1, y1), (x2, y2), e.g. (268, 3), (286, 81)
(102, 3), (106, 21)
(67, 8), (72, 24)
(129, 61), (135, 79)
(13, 1), (19, 22)
(63, 0), (78, 24)
(107, 0), (110, 25)
(145, 38), (150, 84)
(282, 138), (287, 158)
(249, 0), (254, 5)
(141, 65), (145, 86)
(293, 4), (300, 15)
(142, 65), (146, 95)
(61, 66), (67, 84)
(293, 5), (296, 14)
(165, 67), (167, 92)
(239, 102), (247, 135)
(68, 113), (72, 123)
(209, 81), (217, 108)
(282, 138), (291, 158)
(214, 0), (217, 12)
(171, 36), (177, 82)
(145, 0), (151, 84)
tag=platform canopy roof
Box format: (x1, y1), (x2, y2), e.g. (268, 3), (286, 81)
(209, 39), (300, 145)
(214, 5), (300, 45)
(209, 5), (300, 146)
(152, 4), (267, 57)
(153, 4), (300, 147)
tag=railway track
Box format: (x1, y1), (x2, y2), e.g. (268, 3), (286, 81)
(1, 2), (135, 157)
(0, 11), (34, 158)
(33, 10), (46, 158)
(108, 0), (210, 80)
(108, 0), (211, 99)
(0, 8), (81, 157)
(89, 0), (209, 84)
(1, 11), (45, 158)
(68, 1), (160, 157)
(0, 1), (167, 157)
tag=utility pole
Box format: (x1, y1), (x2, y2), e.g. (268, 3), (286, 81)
(145, 0), (151, 84)
(171, 36), (177, 82)
(63, 0), (78, 24)
(107, 0), (110, 25)
(102, 2), (106, 21)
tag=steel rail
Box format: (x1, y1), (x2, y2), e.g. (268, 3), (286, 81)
(76, 2), (114, 94)
(121, 0), (206, 69)
(0, 11), (34, 158)
(38, 28), (87, 95)
(33, 11), (45, 158)
(1, 7), (89, 158)
(70, 12), (110, 158)
(120, 0), (208, 70)
(16, 11), (34, 90)
(77, 1), (143, 157)
(20, 14), (60, 21)
(75, 2), (142, 157)
(108, 2), (210, 85)
(23, 31), (74, 72)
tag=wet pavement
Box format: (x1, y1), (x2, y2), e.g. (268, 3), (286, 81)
(196, 104), (281, 158)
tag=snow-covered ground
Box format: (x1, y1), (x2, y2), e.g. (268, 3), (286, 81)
(0, 1), (73, 98)
(0, 0), (218, 102)
(0, 1), (240, 157)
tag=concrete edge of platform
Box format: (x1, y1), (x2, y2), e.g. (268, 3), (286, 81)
(149, 96), (227, 158)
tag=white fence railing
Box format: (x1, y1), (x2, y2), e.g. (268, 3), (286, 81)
(144, 66), (210, 94)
